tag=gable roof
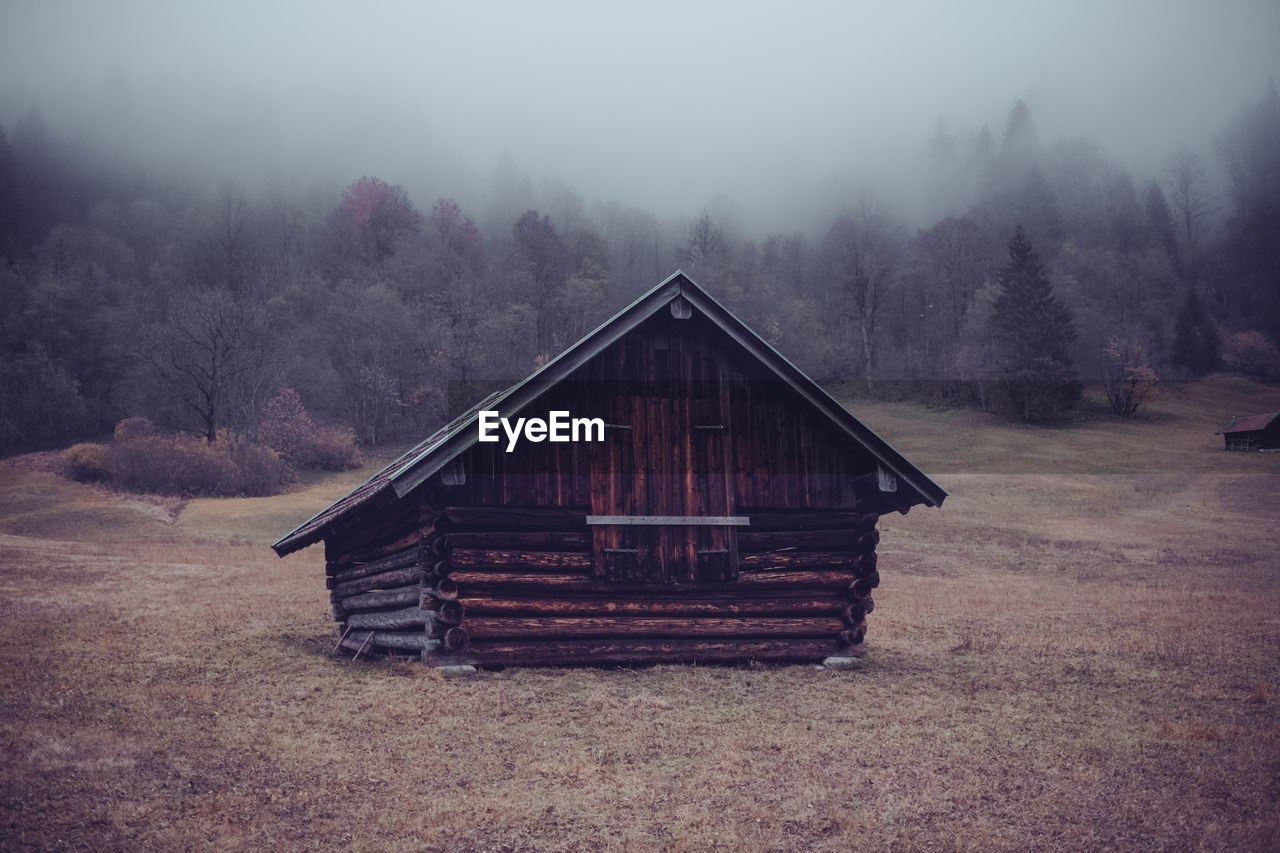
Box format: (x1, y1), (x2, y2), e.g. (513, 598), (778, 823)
(273, 271), (946, 556)
(1215, 412), (1279, 435)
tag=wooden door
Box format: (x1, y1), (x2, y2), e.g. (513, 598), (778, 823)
(589, 328), (739, 583)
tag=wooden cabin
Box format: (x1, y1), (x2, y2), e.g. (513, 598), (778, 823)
(272, 272), (946, 667)
(1215, 412), (1280, 451)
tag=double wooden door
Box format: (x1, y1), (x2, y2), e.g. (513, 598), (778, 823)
(589, 348), (740, 584)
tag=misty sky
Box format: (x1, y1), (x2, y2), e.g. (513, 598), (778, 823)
(2, 0), (1278, 232)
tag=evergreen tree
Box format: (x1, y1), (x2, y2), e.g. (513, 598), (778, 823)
(1171, 288), (1220, 375)
(987, 226), (1081, 421)
(1002, 99), (1038, 157)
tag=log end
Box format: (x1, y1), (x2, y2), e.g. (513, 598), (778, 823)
(435, 599), (465, 626)
(837, 625), (866, 646)
(841, 603), (866, 626)
(433, 577), (459, 601)
(852, 575), (878, 598)
(443, 626), (471, 652)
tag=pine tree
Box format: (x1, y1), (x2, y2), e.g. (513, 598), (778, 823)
(987, 226), (1081, 421)
(1002, 99), (1037, 156)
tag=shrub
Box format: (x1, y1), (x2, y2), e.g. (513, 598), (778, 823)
(105, 433), (290, 497)
(113, 416), (159, 443)
(308, 425), (362, 471)
(256, 387), (317, 467)
(229, 441), (292, 496)
(64, 442), (110, 482)
(174, 438), (242, 495)
(107, 435), (220, 495)
(256, 387), (362, 471)
(1222, 331), (1280, 381)
(91, 403), (335, 497)
(105, 435), (172, 493)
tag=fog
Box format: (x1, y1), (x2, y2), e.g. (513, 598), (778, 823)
(3, 0), (1278, 233)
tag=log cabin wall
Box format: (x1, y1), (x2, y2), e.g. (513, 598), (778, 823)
(322, 312), (894, 665)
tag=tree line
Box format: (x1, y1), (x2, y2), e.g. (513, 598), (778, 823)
(1, 81), (1278, 459)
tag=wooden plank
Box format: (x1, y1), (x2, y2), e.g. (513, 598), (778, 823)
(589, 403), (610, 579)
(449, 548), (593, 571)
(720, 364), (740, 580)
(738, 551), (860, 571)
(738, 528), (871, 553)
(680, 356), (698, 581)
(739, 510), (879, 531)
(332, 565), (423, 599)
(440, 506), (589, 532)
(463, 615), (846, 640)
(341, 630), (431, 651)
(329, 546), (422, 584)
(345, 606), (432, 631)
(458, 637), (844, 666)
(333, 525), (425, 567)
(336, 584), (422, 612)
(449, 568), (858, 593)
(632, 395), (651, 578)
(460, 594), (847, 617)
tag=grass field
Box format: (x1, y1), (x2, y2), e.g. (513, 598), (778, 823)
(2, 381), (1278, 850)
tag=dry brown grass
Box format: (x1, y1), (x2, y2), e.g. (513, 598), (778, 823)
(2, 382), (1279, 850)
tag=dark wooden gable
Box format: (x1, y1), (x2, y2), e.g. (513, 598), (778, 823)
(441, 305), (886, 586)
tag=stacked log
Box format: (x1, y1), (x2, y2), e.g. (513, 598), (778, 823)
(324, 501), (883, 666)
(323, 505), (454, 660)
(435, 506), (878, 666)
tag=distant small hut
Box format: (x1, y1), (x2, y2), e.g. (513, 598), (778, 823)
(1215, 412), (1280, 451)
(272, 272), (946, 667)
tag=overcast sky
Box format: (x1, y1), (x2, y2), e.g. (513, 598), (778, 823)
(2, 0), (1278, 231)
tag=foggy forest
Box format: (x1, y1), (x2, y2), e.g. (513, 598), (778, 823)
(2, 1), (1278, 483)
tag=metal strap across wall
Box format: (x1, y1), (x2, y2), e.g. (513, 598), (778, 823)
(586, 515), (751, 526)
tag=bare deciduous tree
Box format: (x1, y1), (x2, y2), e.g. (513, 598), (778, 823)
(1164, 145), (1215, 250)
(916, 215), (989, 341)
(1101, 336), (1160, 417)
(142, 288), (272, 442)
(679, 210), (727, 273)
(822, 195), (905, 389)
